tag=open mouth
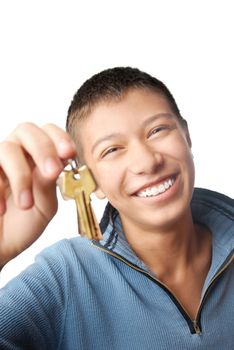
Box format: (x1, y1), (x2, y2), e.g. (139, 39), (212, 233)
(136, 175), (177, 198)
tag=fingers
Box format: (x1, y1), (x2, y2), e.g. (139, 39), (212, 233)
(0, 122), (77, 211)
(7, 122), (76, 178)
(0, 141), (34, 210)
(41, 123), (77, 160)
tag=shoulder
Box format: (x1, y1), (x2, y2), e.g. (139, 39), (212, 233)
(39, 236), (109, 262)
(1, 237), (114, 302)
(192, 188), (234, 250)
(35, 236), (116, 280)
(192, 187), (234, 219)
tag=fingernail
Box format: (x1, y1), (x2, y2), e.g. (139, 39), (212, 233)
(19, 189), (33, 208)
(44, 157), (62, 175)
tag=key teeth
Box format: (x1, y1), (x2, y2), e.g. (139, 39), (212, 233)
(58, 162), (103, 241)
(77, 201), (103, 241)
(89, 206), (103, 241)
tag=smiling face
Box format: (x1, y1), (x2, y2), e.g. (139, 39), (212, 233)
(78, 88), (195, 234)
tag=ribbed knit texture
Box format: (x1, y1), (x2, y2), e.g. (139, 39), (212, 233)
(0, 188), (234, 349)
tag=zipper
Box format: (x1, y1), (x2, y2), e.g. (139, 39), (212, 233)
(193, 254), (234, 333)
(92, 242), (234, 335)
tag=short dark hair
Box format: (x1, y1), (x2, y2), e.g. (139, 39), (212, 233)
(66, 67), (183, 163)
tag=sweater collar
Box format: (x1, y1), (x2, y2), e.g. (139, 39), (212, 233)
(98, 202), (149, 271)
(96, 188), (234, 274)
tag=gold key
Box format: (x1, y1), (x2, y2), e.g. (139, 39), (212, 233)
(58, 160), (103, 241)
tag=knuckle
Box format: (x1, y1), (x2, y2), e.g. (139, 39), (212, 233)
(12, 122), (38, 137)
(42, 123), (68, 139)
(15, 171), (32, 187)
(0, 140), (17, 153)
(41, 122), (57, 130)
(6, 166), (32, 192)
(36, 138), (57, 155)
(6, 122), (38, 143)
(16, 121), (37, 131)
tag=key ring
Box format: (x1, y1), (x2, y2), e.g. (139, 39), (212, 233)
(67, 159), (79, 174)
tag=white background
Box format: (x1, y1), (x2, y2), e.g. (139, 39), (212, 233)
(0, 0), (233, 286)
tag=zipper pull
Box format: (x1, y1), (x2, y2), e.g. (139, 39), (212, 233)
(193, 320), (202, 335)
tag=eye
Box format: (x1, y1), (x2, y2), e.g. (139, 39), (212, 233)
(101, 146), (121, 158)
(148, 125), (168, 138)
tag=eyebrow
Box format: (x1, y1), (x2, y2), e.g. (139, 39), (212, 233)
(142, 113), (173, 128)
(91, 113), (174, 154)
(91, 132), (123, 154)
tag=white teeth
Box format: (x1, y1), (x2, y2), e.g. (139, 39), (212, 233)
(158, 184), (165, 193)
(136, 177), (175, 198)
(151, 187), (158, 195)
(146, 189), (151, 196)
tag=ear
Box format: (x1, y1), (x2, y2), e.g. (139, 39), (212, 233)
(94, 188), (106, 200)
(181, 119), (192, 148)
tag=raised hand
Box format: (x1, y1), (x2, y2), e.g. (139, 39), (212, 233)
(0, 122), (76, 269)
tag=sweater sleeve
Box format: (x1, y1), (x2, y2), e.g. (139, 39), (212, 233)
(0, 240), (70, 350)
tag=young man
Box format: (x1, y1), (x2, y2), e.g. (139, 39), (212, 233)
(0, 67), (233, 349)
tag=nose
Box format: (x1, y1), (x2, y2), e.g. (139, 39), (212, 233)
(127, 141), (163, 175)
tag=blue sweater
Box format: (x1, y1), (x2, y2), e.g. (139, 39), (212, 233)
(0, 188), (234, 349)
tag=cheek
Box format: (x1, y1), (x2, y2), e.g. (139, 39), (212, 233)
(90, 163), (121, 194)
(164, 136), (195, 175)
(166, 134), (193, 160)
(176, 142), (195, 183)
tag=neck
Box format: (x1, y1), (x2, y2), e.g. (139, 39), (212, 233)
(121, 209), (211, 279)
